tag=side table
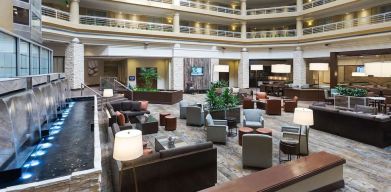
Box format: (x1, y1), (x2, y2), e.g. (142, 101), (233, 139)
(239, 127), (253, 146)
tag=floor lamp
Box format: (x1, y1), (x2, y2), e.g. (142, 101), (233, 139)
(309, 63), (329, 101)
(293, 108), (314, 156)
(251, 65), (263, 92)
(214, 65), (230, 83)
(271, 64), (291, 96)
(113, 129), (143, 192)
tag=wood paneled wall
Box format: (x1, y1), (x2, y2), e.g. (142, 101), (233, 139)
(184, 58), (211, 90)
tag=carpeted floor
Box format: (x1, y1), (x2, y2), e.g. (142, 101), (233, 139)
(100, 93), (391, 192)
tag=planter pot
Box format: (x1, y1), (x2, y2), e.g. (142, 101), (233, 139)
(130, 90), (183, 105)
(334, 95), (367, 109)
(204, 107), (241, 123)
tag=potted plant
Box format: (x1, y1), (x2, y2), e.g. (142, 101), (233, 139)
(205, 84), (239, 120)
(139, 68), (158, 91)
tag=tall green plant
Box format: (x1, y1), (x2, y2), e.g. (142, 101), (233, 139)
(139, 68), (158, 90)
(335, 86), (368, 97)
(206, 86), (238, 111)
(211, 81), (229, 89)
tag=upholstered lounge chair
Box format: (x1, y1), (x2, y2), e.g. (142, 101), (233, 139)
(242, 134), (272, 168)
(205, 114), (227, 144)
(243, 109), (264, 129)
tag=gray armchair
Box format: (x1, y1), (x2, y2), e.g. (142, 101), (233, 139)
(281, 126), (309, 156)
(186, 106), (204, 126)
(243, 109), (264, 129)
(179, 101), (190, 119)
(242, 134), (272, 168)
(205, 114), (227, 144)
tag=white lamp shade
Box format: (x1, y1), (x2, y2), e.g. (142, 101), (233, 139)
(103, 89), (114, 97)
(271, 64), (291, 73)
(293, 108), (314, 126)
(309, 63), (329, 71)
(251, 65), (264, 71)
(351, 72), (367, 77)
(214, 65), (229, 72)
(364, 62), (391, 77)
(113, 129), (143, 161)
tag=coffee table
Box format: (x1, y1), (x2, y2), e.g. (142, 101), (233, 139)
(136, 115), (158, 135)
(155, 136), (188, 152)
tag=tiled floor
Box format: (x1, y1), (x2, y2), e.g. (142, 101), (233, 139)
(100, 93), (391, 192)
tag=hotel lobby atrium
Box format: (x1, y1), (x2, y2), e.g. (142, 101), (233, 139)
(0, 0), (390, 191)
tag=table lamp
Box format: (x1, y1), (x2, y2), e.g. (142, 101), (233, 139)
(113, 129), (143, 192)
(293, 108), (314, 155)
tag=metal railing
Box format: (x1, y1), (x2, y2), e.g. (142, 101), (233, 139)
(247, 29), (297, 39)
(42, 6), (70, 21)
(114, 79), (134, 101)
(180, 26), (241, 38)
(79, 15), (174, 32)
(179, 0), (241, 15)
(80, 83), (103, 110)
(303, 0), (336, 10)
(247, 5), (296, 15)
(303, 12), (391, 35)
(148, 0), (172, 3)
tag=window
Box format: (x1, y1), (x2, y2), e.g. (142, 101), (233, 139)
(13, 6), (30, 25)
(19, 40), (30, 76)
(0, 32), (17, 77)
(31, 45), (39, 75)
(40, 49), (49, 74)
(53, 56), (65, 73)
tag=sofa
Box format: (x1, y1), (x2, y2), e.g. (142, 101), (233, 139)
(106, 101), (150, 124)
(108, 126), (218, 192)
(309, 105), (391, 148)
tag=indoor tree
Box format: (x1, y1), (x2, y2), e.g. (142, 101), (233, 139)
(139, 67), (158, 90)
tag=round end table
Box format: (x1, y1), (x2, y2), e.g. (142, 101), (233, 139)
(255, 128), (272, 136)
(239, 127), (254, 146)
(165, 115), (177, 131)
(159, 112), (171, 126)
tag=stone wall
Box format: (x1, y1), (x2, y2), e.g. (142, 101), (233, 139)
(65, 38), (84, 89)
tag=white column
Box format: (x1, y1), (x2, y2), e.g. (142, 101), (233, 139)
(69, 0), (80, 24)
(241, 0), (247, 16)
(173, 0), (180, 6)
(211, 58), (219, 82)
(171, 44), (184, 90)
(241, 21), (247, 39)
(238, 48), (249, 88)
(293, 46), (307, 87)
(65, 38), (84, 89)
(173, 12), (180, 33)
(296, 0), (303, 12)
(296, 16), (303, 37)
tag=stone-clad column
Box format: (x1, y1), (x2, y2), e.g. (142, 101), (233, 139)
(69, 0), (80, 24)
(211, 58), (219, 82)
(241, 21), (247, 39)
(241, 0), (247, 16)
(173, 12), (180, 33)
(65, 38), (84, 89)
(238, 48), (249, 88)
(296, 0), (303, 12)
(293, 46), (306, 87)
(296, 16), (303, 37)
(171, 44), (184, 90)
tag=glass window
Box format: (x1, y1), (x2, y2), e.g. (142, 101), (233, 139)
(0, 32), (17, 77)
(31, 45), (39, 75)
(40, 49), (49, 74)
(19, 40), (30, 76)
(53, 56), (65, 73)
(13, 6), (30, 25)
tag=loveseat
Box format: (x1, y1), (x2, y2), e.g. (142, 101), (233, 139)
(106, 101), (150, 124)
(108, 126), (218, 192)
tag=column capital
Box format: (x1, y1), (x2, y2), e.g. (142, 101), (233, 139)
(295, 46), (302, 51)
(241, 48), (248, 52)
(240, 0), (246, 2)
(296, 16), (303, 21)
(241, 21), (247, 25)
(71, 38), (81, 44)
(71, 0), (80, 3)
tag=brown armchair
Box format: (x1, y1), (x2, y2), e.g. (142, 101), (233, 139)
(256, 92), (269, 100)
(242, 97), (254, 109)
(284, 96), (298, 113)
(266, 99), (282, 115)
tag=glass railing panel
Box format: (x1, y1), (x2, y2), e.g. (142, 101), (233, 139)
(303, 0), (337, 10)
(41, 6), (70, 21)
(180, 26), (241, 38)
(179, 0), (241, 15)
(247, 29), (297, 39)
(247, 5), (296, 15)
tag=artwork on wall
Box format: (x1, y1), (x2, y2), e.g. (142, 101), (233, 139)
(88, 60), (99, 77)
(129, 76), (136, 81)
(184, 58), (211, 90)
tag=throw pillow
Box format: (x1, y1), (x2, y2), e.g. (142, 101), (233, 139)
(116, 111), (126, 126)
(205, 114), (214, 126)
(140, 100), (149, 111)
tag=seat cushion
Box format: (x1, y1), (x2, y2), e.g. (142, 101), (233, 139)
(245, 121), (262, 128)
(122, 111), (148, 117)
(140, 100), (149, 111)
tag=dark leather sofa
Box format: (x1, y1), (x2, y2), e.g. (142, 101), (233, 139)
(309, 105), (391, 148)
(108, 125), (218, 192)
(106, 101), (150, 124)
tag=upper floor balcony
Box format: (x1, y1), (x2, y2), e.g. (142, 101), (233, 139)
(179, 0), (241, 15)
(247, 6), (297, 16)
(247, 29), (297, 39)
(303, 0), (337, 10)
(42, 6), (70, 21)
(303, 11), (391, 35)
(180, 26), (241, 38)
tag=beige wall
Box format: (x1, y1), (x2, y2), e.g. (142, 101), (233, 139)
(0, 0), (13, 31)
(127, 58), (170, 89)
(220, 60), (239, 87)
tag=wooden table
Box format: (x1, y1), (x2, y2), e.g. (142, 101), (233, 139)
(367, 97), (386, 113)
(255, 128), (272, 136)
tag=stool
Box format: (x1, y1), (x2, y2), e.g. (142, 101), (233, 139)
(159, 112), (171, 126)
(165, 115), (177, 131)
(239, 127), (253, 146)
(255, 128), (272, 136)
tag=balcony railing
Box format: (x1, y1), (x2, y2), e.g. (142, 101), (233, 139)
(247, 29), (297, 39)
(148, 0), (172, 3)
(303, 0), (337, 10)
(79, 15), (174, 32)
(179, 0), (241, 15)
(42, 6), (70, 21)
(180, 26), (241, 38)
(303, 12), (391, 35)
(247, 5), (296, 15)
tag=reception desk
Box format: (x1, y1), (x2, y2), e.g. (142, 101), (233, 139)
(284, 88), (325, 101)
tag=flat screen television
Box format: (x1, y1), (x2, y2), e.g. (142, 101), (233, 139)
(356, 66), (365, 73)
(191, 67), (203, 76)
